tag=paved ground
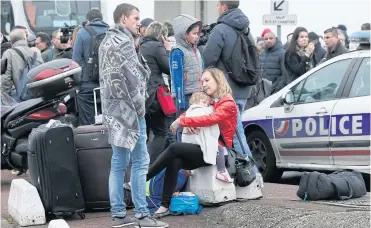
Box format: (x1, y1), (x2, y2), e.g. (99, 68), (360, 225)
(1, 171), (370, 228)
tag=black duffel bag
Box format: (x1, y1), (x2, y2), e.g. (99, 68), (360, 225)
(297, 170), (367, 201)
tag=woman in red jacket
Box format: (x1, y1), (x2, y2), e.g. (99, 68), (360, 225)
(147, 68), (237, 217)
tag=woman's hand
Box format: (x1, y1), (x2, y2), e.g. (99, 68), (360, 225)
(170, 118), (181, 135)
(162, 36), (171, 51)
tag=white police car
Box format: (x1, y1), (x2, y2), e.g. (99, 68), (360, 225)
(243, 50), (370, 182)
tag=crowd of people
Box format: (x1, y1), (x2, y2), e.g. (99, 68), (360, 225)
(1, 0), (370, 227)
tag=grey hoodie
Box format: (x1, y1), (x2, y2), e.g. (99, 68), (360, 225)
(172, 14), (203, 95)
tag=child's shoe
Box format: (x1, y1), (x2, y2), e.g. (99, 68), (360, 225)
(216, 171), (234, 183)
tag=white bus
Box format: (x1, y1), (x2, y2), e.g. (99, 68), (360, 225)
(1, 0), (101, 39)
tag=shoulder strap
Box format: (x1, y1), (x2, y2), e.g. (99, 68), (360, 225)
(47, 48), (54, 61)
(12, 48), (26, 62)
(85, 26), (98, 37)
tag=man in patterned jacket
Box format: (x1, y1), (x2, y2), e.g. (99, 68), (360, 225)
(98, 3), (168, 228)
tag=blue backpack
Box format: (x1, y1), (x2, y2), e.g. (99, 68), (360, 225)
(12, 48), (38, 101)
(146, 169), (188, 210)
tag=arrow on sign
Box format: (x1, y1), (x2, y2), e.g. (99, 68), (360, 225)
(274, 0), (285, 11)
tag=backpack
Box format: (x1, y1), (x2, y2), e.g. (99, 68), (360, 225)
(146, 169), (188, 210)
(84, 26), (106, 83)
(223, 25), (261, 86)
(12, 48), (38, 101)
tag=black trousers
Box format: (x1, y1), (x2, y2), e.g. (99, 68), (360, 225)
(76, 89), (96, 126)
(146, 111), (168, 165)
(147, 143), (210, 208)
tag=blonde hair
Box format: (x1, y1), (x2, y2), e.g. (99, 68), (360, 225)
(146, 21), (167, 39)
(203, 68), (232, 98)
(189, 91), (211, 105)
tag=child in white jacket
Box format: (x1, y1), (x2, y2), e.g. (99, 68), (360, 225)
(182, 92), (233, 183)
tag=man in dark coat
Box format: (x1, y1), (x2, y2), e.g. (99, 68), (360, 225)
(323, 28), (349, 62)
(259, 31), (288, 94)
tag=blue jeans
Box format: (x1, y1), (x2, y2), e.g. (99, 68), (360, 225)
(109, 118), (150, 218)
(233, 99), (252, 157)
(233, 99), (259, 173)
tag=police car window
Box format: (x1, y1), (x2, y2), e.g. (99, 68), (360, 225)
(291, 79), (305, 102)
(349, 58), (370, 97)
(297, 59), (352, 103)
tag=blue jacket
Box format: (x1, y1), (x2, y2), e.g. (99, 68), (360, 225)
(203, 8), (254, 99)
(72, 19), (109, 90)
(259, 39), (288, 94)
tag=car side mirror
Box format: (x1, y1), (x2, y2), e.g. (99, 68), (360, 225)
(282, 91), (295, 105)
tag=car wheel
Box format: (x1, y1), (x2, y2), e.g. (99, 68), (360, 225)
(247, 130), (283, 182)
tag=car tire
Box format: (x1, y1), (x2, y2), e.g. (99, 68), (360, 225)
(247, 130), (283, 182)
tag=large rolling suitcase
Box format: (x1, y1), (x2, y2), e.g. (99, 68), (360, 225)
(27, 125), (85, 219)
(74, 124), (112, 210)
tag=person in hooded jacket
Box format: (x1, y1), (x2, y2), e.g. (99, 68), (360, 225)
(171, 14), (204, 142)
(259, 31), (288, 94)
(172, 14), (203, 111)
(140, 21), (172, 164)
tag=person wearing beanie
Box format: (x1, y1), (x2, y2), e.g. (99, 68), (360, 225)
(308, 32), (326, 66)
(259, 31), (287, 94)
(261, 28), (272, 37)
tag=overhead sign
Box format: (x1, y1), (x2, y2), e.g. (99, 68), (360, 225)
(271, 0), (289, 15)
(263, 14), (297, 26)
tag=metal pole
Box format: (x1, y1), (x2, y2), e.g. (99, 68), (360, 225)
(277, 25), (282, 41)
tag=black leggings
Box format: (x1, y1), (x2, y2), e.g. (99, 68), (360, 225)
(147, 142), (210, 208)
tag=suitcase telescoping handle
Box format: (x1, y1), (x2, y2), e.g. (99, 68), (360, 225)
(93, 87), (103, 117)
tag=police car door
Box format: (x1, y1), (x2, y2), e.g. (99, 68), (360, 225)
(274, 58), (355, 166)
(330, 57), (370, 169)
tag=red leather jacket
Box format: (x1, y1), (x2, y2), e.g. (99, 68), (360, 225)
(179, 93), (237, 147)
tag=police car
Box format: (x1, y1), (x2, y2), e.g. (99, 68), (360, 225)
(243, 50), (370, 182)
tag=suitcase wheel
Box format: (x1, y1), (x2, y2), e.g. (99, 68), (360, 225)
(77, 211), (85, 220)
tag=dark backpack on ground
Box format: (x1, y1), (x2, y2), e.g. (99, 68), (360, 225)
(297, 170), (367, 201)
(222, 25), (261, 86)
(84, 26), (106, 83)
(12, 48), (38, 101)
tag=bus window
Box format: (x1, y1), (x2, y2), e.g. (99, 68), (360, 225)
(1, 0), (15, 37)
(23, 0), (100, 35)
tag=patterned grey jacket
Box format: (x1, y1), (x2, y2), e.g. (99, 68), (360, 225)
(99, 24), (150, 151)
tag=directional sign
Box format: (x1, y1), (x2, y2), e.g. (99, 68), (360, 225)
(263, 14), (297, 26)
(271, 0), (289, 15)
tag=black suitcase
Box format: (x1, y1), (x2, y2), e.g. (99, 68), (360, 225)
(74, 124), (134, 210)
(28, 125), (85, 219)
(74, 124), (112, 210)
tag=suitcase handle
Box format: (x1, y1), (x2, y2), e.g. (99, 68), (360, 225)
(93, 87), (103, 117)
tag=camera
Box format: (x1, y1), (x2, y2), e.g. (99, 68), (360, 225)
(198, 23), (216, 47)
(60, 24), (76, 44)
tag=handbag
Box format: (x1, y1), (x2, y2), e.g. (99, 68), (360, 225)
(157, 85), (176, 116)
(219, 130), (256, 187)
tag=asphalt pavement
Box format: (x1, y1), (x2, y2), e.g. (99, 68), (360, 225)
(1, 171), (370, 228)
